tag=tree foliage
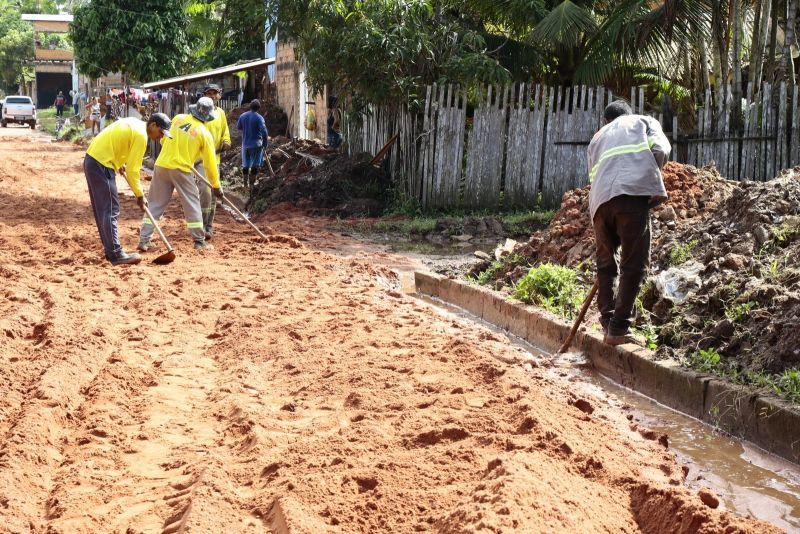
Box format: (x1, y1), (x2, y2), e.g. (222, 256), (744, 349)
(70, 0), (190, 82)
(0, 0), (65, 95)
(267, 0), (512, 106)
(0, 2), (34, 95)
(186, 0), (267, 69)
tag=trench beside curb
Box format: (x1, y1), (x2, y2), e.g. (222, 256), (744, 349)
(414, 271), (800, 465)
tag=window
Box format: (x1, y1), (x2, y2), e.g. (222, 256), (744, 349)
(6, 97), (32, 104)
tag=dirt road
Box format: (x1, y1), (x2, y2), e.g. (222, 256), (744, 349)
(0, 126), (779, 533)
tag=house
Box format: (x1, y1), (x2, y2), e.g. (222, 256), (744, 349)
(274, 42), (329, 142)
(20, 14), (75, 108)
(141, 58), (276, 116)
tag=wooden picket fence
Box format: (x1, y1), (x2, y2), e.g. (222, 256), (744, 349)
(344, 81), (800, 210)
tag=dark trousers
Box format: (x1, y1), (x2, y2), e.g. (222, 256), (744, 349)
(593, 195), (651, 336)
(83, 155), (122, 260)
(55, 105), (64, 117)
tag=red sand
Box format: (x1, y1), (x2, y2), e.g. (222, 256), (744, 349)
(0, 128), (779, 533)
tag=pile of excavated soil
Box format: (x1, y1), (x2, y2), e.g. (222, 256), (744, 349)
(647, 171), (800, 372)
(477, 162), (732, 276)
(473, 162), (800, 373)
(244, 141), (390, 217)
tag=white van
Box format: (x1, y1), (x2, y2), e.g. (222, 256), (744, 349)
(2, 96), (37, 129)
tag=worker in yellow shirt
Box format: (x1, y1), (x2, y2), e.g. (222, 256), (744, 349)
(83, 113), (172, 265)
(195, 84), (231, 240)
(138, 98), (222, 251)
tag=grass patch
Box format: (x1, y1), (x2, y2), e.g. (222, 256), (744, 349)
(668, 239), (698, 266)
(685, 348), (800, 405)
(512, 263), (586, 319)
(332, 209), (554, 238)
(470, 253), (522, 286)
(499, 210), (555, 235)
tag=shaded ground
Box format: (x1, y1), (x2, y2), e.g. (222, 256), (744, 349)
(0, 127), (780, 533)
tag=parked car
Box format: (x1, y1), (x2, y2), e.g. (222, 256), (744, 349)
(2, 95), (36, 129)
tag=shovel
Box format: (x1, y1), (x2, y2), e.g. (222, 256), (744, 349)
(143, 205), (176, 264)
(190, 167), (269, 240)
(119, 169), (176, 264)
(558, 278), (599, 353)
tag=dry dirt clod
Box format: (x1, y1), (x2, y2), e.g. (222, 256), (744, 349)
(699, 488), (721, 509)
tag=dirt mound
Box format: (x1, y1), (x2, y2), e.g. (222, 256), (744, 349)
(649, 171), (800, 372)
(477, 162), (731, 278)
(474, 162), (800, 373)
(222, 103), (288, 150)
(244, 141), (390, 217)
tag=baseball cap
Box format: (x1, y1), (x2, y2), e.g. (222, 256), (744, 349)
(203, 84), (221, 94)
(148, 112), (173, 138)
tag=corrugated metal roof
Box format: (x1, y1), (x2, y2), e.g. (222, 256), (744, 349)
(142, 58), (276, 89)
(21, 14), (74, 22)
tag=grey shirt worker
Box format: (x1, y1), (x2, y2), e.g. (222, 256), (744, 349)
(588, 114), (671, 220)
(587, 104), (671, 344)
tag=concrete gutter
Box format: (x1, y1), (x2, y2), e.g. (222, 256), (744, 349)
(415, 271), (800, 465)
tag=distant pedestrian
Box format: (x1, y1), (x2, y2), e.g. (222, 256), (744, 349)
(104, 97), (114, 126)
(69, 89), (79, 115)
(54, 91), (65, 117)
(90, 97), (102, 135)
(588, 100), (671, 346)
(236, 99), (269, 190)
(327, 106), (342, 150)
(83, 114), (172, 265)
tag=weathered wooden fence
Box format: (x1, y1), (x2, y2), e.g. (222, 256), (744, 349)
(344, 81), (800, 210)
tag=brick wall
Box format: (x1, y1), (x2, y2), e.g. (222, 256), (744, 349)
(275, 41), (328, 141)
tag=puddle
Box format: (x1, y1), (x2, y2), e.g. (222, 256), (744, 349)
(416, 293), (800, 532)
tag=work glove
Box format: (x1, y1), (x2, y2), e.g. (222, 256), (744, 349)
(221, 141), (231, 151)
(136, 196), (148, 212)
(213, 187), (224, 199)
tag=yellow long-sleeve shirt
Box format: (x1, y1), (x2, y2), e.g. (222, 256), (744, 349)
(205, 106), (231, 164)
(155, 114), (220, 188)
(85, 117), (148, 197)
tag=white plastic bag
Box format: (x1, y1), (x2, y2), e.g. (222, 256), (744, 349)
(654, 261), (703, 303)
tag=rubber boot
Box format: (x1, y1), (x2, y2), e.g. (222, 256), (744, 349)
(109, 250), (141, 266)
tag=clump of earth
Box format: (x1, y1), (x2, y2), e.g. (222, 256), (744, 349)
(472, 161), (800, 374)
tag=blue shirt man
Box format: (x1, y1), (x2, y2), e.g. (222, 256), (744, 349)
(236, 99), (269, 189)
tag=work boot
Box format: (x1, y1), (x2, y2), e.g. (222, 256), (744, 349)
(603, 333), (643, 347)
(194, 241), (207, 250)
(204, 229), (213, 241)
(109, 250), (141, 266)
(137, 241), (151, 252)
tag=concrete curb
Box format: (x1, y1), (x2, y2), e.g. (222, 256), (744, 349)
(415, 271), (800, 464)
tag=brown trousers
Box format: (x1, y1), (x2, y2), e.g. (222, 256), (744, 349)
(593, 195), (651, 336)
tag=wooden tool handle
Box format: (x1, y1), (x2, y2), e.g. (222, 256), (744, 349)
(558, 278), (599, 354)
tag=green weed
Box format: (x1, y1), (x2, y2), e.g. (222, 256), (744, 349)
(668, 239), (698, 266)
(724, 301), (756, 323)
(471, 253), (522, 286)
(688, 347), (723, 374)
(512, 263), (586, 319)
(632, 323), (659, 350)
(778, 369), (800, 403)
